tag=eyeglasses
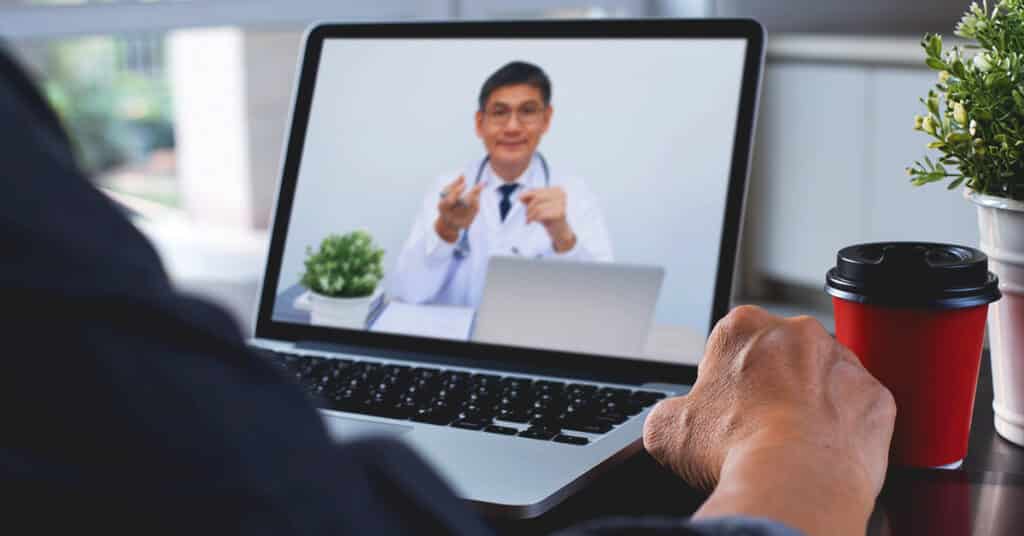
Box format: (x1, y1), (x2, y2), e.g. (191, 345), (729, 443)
(482, 103), (547, 126)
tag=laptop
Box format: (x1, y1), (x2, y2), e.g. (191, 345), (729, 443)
(473, 257), (664, 358)
(253, 19), (764, 519)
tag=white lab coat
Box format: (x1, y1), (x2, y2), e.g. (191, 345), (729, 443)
(388, 155), (613, 307)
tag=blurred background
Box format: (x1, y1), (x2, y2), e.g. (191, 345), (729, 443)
(0, 0), (982, 335)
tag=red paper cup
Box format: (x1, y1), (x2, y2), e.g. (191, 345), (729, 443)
(826, 243), (1000, 468)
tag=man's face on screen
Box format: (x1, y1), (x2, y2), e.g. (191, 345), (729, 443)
(476, 84), (552, 173)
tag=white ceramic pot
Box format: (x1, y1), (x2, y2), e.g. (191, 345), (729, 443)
(308, 289), (380, 330)
(968, 189), (1024, 447)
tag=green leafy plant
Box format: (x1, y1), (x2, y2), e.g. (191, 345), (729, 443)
(301, 231), (384, 298)
(908, 0), (1024, 200)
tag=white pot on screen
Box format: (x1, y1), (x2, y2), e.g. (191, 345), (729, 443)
(309, 289), (380, 330)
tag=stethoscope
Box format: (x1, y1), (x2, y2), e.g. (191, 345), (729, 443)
(452, 152), (551, 260)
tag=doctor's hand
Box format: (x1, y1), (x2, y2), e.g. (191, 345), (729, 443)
(520, 187), (576, 253)
(642, 305), (896, 536)
(435, 175), (484, 244)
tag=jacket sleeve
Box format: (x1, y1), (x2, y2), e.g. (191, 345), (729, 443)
(0, 46), (492, 536)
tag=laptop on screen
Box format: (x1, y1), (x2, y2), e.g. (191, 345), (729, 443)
(252, 19), (764, 519)
(473, 257), (665, 358)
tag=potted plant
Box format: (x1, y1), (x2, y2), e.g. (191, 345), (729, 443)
(301, 230), (385, 329)
(908, 0), (1024, 446)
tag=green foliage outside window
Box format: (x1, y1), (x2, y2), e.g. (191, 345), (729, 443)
(38, 35), (174, 177)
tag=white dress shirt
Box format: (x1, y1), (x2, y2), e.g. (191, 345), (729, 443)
(388, 154), (613, 306)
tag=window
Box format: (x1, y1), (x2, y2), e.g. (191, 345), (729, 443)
(15, 32), (178, 206)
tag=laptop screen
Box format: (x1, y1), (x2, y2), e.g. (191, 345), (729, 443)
(268, 35), (750, 364)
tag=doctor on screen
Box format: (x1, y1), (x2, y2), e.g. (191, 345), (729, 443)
(389, 61), (613, 307)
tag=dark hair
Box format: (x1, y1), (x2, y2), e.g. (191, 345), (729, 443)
(478, 61), (551, 110)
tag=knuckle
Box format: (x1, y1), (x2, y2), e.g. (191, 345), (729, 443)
(709, 305), (766, 347)
(868, 377), (896, 414)
(642, 398), (681, 458)
(726, 304), (768, 328)
(787, 315), (826, 338)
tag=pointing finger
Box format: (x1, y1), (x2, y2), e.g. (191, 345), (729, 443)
(468, 182), (485, 204)
(444, 181), (466, 208)
(441, 175), (465, 199)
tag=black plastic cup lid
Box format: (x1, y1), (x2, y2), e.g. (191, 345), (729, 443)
(825, 242), (1000, 309)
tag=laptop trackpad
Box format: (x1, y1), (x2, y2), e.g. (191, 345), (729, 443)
(323, 414), (414, 440)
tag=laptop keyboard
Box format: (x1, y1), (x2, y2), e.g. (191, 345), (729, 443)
(262, 351), (668, 446)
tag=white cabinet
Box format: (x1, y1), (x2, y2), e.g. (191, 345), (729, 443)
(865, 68), (978, 245)
(747, 62), (980, 288)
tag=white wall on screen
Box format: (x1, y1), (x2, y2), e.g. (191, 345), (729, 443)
(278, 38), (746, 335)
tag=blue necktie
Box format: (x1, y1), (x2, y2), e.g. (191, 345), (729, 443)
(498, 183), (519, 222)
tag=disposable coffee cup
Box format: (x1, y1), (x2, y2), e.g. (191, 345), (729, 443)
(825, 242), (1000, 468)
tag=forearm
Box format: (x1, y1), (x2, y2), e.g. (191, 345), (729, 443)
(694, 444), (877, 536)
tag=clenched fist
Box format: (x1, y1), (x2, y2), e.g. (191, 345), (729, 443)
(643, 305), (896, 536)
(519, 187), (575, 252)
(435, 175), (485, 243)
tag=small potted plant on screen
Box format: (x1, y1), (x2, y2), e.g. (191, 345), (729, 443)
(301, 230), (385, 329)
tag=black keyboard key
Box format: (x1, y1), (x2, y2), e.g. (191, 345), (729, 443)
(456, 405), (492, 422)
(623, 403), (648, 416)
(566, 383), (598, 394)
(534, 380), (565, 389)
(451, 420), (487, 431)
(519, 426), (559, 440)
(484, 425), (518, 435)
(632, 390), (668, 403)
(496, 408), (529, 423)
(596, 412), (628, 425)
(598, 387), (631, 400)
(554, 434), (589, 445)
(563, 421), (613, 434)
(501, 377), (532, 391)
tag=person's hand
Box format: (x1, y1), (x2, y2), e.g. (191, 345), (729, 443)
(435, 175), (484, 243)
(519, 187), (575, 252)
(643, 305), (896, 536)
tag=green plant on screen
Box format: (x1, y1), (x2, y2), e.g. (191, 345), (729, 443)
(301, 231), (385, 298)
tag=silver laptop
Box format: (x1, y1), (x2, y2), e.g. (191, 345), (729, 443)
(474, 257), (664, 359)
(251, 19), (764, 519)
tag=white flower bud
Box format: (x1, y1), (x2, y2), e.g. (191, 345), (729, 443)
(969, 119), (978, 136)
(923, 116), (937, 135)
(975, 53), (993, 72)
(939, 70), (952, 83)
(954, 102), (968, 125)
(914, 115), (924, 130)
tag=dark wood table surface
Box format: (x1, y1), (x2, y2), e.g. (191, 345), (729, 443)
(493, 351), (1024, 535)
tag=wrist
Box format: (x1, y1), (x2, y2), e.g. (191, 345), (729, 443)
(546, 221), (576, 252)
(434, 217), (459, 244)
(696, 443), (877, 536)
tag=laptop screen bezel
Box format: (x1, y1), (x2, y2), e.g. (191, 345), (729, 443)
(254, 19), (764, 386)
